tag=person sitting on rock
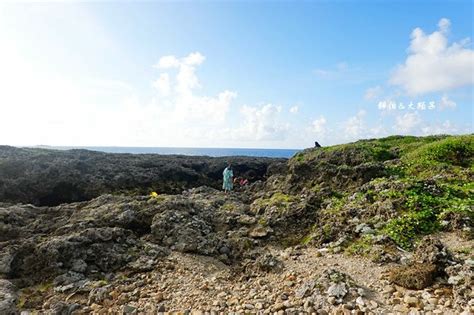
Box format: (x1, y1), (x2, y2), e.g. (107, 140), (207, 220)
(222, 164), (234, 193)
(239, 178), (249, 186)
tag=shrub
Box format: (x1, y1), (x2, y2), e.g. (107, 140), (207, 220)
(384, 209), (440, 249)
(404, 135), (474, 168)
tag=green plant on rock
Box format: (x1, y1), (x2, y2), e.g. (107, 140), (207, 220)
(345, 235), (374, 256)
(299, 233), (313, 245)
(254, 192), (298, 213)
(220, 203), (237, 212)
(257, 217), (268, 226)
(384, 209), (440, 249)
(17, 294), (27, 309)
(403, 135), (474, 176)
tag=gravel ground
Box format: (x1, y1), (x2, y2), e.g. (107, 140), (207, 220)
(30, 234), (472, 314)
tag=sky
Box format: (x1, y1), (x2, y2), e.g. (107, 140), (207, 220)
(0, 1), (472, 149)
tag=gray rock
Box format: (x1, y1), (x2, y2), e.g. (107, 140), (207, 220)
(355, 223), (375, 235)
(355, 296), (365, 306)
(88, 285), (112, 304)
(327, 283), (347, 298)
(295, 280), (315, 298)
(448, 275), (463, 285)
(54, 272), (85, 286)
(255, 253), (283, 272)
(0, 280), (18, 315)
(0, 249), (14, 275)
(54, 283), (75, 293)
(0, 146), (275, 206)
(71, 259), (88, 273)
(122, 305), (137, 314)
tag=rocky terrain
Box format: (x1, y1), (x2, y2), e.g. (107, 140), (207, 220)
(0, 146), (282, 206)
(0, 135), (473, 314)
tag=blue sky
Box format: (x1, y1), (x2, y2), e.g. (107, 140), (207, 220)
(0, 1), (472, 148)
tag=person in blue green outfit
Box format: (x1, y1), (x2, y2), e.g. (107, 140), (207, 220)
(222, 164), (234, 193)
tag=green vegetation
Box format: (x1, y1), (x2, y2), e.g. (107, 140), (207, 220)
(253, 192), (299, 213)
(17, 282), (53, 309)
(94, 279), (109, 287)
(258, 217), (268, 226)
(293, 134), (452, 165)
(289, 134), (473, 251)
(384, 210), (440, 249)
(452, 246), (472, 255)
(300, 234), (313, 245)
(382, 180), (473, 249)
(220, 203), (237, 212)
(404, 135), (474, 168)
(345, 235), (373, 256)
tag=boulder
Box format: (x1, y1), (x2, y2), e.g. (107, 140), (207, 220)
(388, 263), (437, 290)
(0, 280), (18, 315)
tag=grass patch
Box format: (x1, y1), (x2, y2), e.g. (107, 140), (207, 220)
(384, 210), (440, 250)
(345, 235), (373, 256)
(382, 180), (473, 249)
(253, 192), (298, 213)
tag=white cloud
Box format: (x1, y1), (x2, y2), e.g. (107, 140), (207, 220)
(154, 55), (180, 69)
(151, 52), (237, 128)
(390, 18), (474, 95)
(311, 116), (327, 135)
(154, 52), (206, 96)
(343, 110), (367, 138)
(232, 104), (289, 141)
(152, 73), (170, 96)
(421, 120), (459, 135)
(394, 112), (422, 133)
(439, 94), (457, 110)
(183, 52), (205, 66)
(289, 106), (299, 114)
(364, 86), (383, 100)
(368, 123), (389, 138)
(89, 79), (134, 92)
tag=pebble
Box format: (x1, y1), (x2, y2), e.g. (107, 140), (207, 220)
(424, 304), (436, 311)
(403, 296), (419, 307)
(383, 285), (395, 294)
(427, 298), (438, 305)
(273, 303), (285, 311)
(421, 291), (432, 300)
(355, 297), (365, 306)
(391, 298), (402, 305)
(369, 300), (378, 309)
(243, 303), (254, 310)
(393, 304), (408, 312)
(122, 305), (137, 314)
(434, 289), (444, 296)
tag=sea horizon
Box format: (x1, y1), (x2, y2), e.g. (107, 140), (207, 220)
(24, 145), (301, 158)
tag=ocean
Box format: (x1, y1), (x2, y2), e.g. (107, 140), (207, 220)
(44, 146), (301, 158)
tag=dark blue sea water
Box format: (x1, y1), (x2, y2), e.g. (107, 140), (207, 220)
(50, 146), (301, 158)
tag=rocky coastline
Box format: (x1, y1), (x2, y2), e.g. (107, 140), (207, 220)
(0, 135), (473, 314)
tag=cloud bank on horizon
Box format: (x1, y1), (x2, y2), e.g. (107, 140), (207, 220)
(0, 3), (472, 149)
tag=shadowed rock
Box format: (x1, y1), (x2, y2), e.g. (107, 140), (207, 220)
(0, 146), (284, 206)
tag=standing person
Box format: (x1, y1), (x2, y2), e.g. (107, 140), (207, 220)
(222, 164), (234, 193)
